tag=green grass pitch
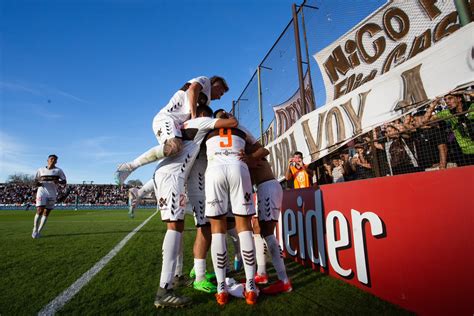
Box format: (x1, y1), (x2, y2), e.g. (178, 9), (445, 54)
(0, 209), (410, 315)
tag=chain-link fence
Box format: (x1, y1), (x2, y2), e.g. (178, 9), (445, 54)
(233, 0), (473, 186)
(310, 88), (474, 185)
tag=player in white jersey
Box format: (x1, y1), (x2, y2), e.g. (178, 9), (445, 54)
(31, 154), (66, 239)
(153, 105), (238, 308)
(128, 179), (155, 218)
(115, 76), (229, 184)
(204, 109), (269, 306)
(242, 143), (293, 295)
(185, 146), (221, 293)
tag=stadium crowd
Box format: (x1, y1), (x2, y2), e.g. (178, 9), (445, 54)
(0, 183), (139, 206)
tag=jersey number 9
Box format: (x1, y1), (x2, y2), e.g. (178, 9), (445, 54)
(219, 128), (233, 148)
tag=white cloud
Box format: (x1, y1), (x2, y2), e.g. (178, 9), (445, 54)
(0, 81), (42, 95)
(0, 132), (37, 181)
(72, 136), (136, 162)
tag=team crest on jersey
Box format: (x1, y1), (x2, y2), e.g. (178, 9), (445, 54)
(157, 129), (162, 137)
(158, 197), (167, 208)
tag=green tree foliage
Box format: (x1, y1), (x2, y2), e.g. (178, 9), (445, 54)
(127, 179), (143, 187)
(7, 173), (35, 184)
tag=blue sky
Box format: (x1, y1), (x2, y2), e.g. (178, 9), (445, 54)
(0, 0), (383, 184)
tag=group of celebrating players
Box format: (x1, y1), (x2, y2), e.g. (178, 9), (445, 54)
(115, 76), (292, 307)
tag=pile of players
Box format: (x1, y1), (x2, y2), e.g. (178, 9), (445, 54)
(115, 76), (292, 308)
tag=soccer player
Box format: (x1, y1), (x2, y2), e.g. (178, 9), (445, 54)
(115, 76), (229, 184)
(31, 154), (67, 239)
(153, 105), (238, 308)
(128, 179), (155, 218)
(242, 146), (293, 295)
(204, 110), (267, 306)
(186, 145), (218, 293)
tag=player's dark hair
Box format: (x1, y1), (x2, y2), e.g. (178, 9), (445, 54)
(48, 154), (58, 160)
(213, 108), (226, 118)
(196, 105), (213, 117)
(210, 76), (229, 92)
(293, 151), (303, 157)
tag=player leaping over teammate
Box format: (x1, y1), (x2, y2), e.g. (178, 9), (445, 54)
(115, 76), (228, 185)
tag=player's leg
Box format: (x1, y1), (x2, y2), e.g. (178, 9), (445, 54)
(252, 218), (269, 284)
(209, 216), (228, 305)
(37, 207), (52, 235)
(153, 173), (191, 308)
(32, 206), (44, 238)
(258, 180), (292, 295)
(205, 165), (229, 305)
(191, 224), (216, 293)
(115, 117), (183, 184)
(230, 165), (257, 305)
(227, 215), (242, 271)
(260, 221), (292, 295)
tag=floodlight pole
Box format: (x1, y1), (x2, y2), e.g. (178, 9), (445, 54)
(454, 0), (472, 26)
(257, 66), (265, 145)
(292, 3), (306, 115)
(299, 3), (317, 111)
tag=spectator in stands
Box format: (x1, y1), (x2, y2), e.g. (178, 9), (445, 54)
(285, 151), (314, 189)
(339, 149), (356, 181)
(424, 92), (474, 166)
(0, 183), (133, 206)
(374, 124), (420, 175)
(331, 157), (345, 183)
(351, 143), (375, 179)
(404, 111), (448, 170)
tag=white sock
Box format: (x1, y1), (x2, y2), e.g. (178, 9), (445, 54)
(254, 234), (267, 275)
(211, 233), (227, 293)
(239, 230), (256, 292)
(160, 230), (181, 289)
(38, 215), (48, 233)
(130, 145), (164, 169)
(175, 236), (184, 277)
(227, 228), (241, 261)
(33, 214), (42, 232)
(265, 234), (288, 283)
(194, 258), (206, 282)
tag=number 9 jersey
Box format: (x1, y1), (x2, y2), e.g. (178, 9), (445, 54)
(205, 127), (256, 168)
(204, 126), (256, 217)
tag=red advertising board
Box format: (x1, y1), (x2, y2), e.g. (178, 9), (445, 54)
(281, 166), (474, 315)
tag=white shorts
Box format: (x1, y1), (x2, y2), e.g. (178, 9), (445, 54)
(152, 116), (182, 144)
(205, 164), (255, 217)
(256, 179), (283, 222)
(36, 193), (56, 209)
(153, 172), (186, 222)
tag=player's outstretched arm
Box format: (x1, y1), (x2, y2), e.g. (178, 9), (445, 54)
(214, 117), (238, 129)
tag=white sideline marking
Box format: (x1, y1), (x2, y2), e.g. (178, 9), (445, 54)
(38, 210), (159, 316)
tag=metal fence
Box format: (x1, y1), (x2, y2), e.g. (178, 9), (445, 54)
(232, 0), (473, 185)
(311, 89), (474, 185)
(233, 0), (386, 143)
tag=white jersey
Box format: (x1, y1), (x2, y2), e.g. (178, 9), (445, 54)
(35, 166), (66, 198)
(154, 116), (218, 178)
(155, 76), (211, 124)
(205, 125), (257, 168)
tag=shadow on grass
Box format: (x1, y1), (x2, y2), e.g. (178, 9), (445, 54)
(43, 228), (166, 238)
